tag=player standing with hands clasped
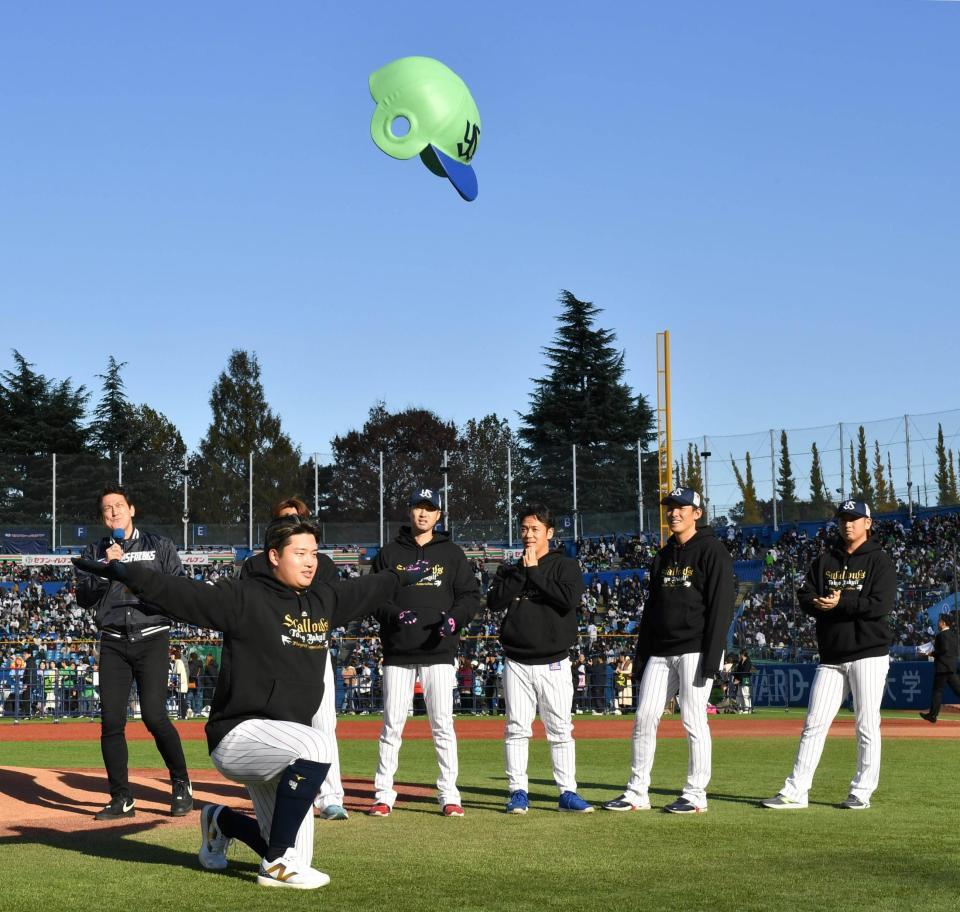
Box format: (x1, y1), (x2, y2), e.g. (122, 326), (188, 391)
(764, 500), (894, 811)
(603, 487), (734, 815)
(74, 520), (429, 889)
(488, 504), (591, 814)
(367, 485), (480, 817)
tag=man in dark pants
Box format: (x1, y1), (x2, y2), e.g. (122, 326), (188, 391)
(75, 484), (192, 820)
(920, 615), (960, 724)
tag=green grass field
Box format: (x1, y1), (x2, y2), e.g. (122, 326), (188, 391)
(3, 727), (958, 912)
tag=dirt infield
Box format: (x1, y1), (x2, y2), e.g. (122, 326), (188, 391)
(0, 767), (427, 839)
(0, 715), (954, 839)
(2, 714), (957, 742)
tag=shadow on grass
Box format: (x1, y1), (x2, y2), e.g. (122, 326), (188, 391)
(0, 821), (259, 883)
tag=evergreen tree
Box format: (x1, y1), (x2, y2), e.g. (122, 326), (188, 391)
(518, 290), (655, 515)
(808, 442), (832, 518)
(777, 430), (798, 522)
(872, 441), (893, 513)
(328, 402), (459, 522)
(731, 452), (762, 525)
(854, 426), (874, 504)
(0, 351), (92, 524)
(935, 424), (952, 505)
(887, 452), (896, 506)
(949, 449), (959, 504)
(848, 442), (856, 499)
(90, 357), (134, 460)
(189, 350), (302, 525)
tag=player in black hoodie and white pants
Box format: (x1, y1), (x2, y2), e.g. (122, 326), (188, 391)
(603, 488), (734, 815)
(488, 504), (590, 814)
(764, 500), (895, 811)
(368, 486), (480, 817)
(74, 520), (425, 889)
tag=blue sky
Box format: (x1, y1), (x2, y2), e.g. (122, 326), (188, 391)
(2, 1), (957, 480)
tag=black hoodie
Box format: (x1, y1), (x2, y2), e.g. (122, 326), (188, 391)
(488, 550), (585, 664)
(798, 537), (894, 664)
(372, 526), (481, 666)
(119, 560), (400, 751)
(635, 526), (735, 678)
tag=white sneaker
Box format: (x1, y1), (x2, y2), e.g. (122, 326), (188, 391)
(198, 804), (233, 870)
(257, 849), (330, 889)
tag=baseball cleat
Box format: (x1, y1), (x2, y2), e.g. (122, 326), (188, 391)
(505, 790), (529, 814)
(602, 795), (651, 812)
(919, 712), (937, 724)
(171, 779), (194, 817)
(318, 804), (349, 820)
(442, 804), (465, 817)
(558, 791), (594, 813)
(367, 803), (392, 817)
(198, 804), (233, 870)
(94, 796), (135, 820)
(762, 794), (808, 810)
(841, 794), (870, 810)
(663, 797), (707, 814)
(257, 849), (330, 889)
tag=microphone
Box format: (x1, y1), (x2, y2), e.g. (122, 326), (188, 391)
(109, 528), (125, 555)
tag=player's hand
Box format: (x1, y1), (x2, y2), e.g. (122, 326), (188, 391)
(521, 544), (539, 567)
(438, 612), (458, 638)
(72, 557), (128, 582)
(105, 542), (123, 562)
(814, 590), (840, 611)
(397, 609), (419, 626)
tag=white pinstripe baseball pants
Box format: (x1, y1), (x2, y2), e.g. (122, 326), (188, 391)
(312, 654), (345, 811)
(780, 654), (889, 803)
(624, 653), (713, 808)
(503, 657), (577, 794)
(374, 662), (460, 808)
(211, 719), (334, 866)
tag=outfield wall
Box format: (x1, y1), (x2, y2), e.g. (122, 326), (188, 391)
(751, 661), (956, 710)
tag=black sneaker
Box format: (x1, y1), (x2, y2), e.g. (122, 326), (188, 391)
(94, 796), (135, 820)
(663, 797), (706, 814)
(171, 779), (194, 817)
(919, 712), (937, 724)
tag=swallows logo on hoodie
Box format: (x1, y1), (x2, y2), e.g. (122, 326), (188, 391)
(395, 562), (445, 587)
(824, 568), (867, 592)
(280, 614), (329, 649)
(661, 566), (694, 589)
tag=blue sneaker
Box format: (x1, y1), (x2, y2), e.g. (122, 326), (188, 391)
(558, 791), (594, 813)
(505, 790), (529, 814)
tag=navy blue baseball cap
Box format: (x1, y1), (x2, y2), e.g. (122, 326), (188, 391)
(660, 487), (703, 509)
(835, 499), (871, 519)
(409, 485), (442, 510)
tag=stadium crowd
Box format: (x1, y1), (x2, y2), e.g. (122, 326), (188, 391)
(3, 512), (957, 719)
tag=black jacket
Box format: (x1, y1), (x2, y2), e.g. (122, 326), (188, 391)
(120, 560), (401, 751)
(489, 550), (584, 664)
(372, 527), (481, 666)
(635, 526), (735, 677)
(933, 627), (959, 674)
(75, 529), (183, 641)
(797, 537), (894, 664)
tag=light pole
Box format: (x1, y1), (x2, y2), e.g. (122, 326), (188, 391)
(181, 454), (190, 551)
(701, 449), (712, 521)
